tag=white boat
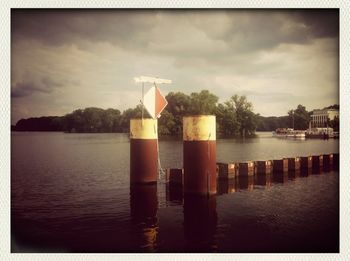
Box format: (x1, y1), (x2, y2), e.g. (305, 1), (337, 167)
(273, 128), (306, 139)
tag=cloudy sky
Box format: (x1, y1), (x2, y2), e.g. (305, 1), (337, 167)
(11, 9), (339, 124)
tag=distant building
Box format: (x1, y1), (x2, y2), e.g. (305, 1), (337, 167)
(311, 108), (339, 127)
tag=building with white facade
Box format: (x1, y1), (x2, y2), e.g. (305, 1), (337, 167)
(311, 109), (339, 128)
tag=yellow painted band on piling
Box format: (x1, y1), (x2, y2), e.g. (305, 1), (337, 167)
(130, 119), (158, 139)
(183, 115), (216, 141)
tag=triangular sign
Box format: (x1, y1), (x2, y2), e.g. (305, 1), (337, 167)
(143, 86), (168, 119)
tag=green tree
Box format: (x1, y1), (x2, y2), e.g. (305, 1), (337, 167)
(288, 104), (310, 130)
(64, 109), (84, 132)
(216, 95), (257, 137)
(215, 103), (238, 137)
(82, 107), (104, 132)
(166, 91), (191, 116)
(189, 90), (218, 115)
(51, 117), (64, 131)
(158, 109), (176, 135)
(102, 108), (121, 132)
(329, 115), (339, 132)
(164, 91), (191, 135)
(230, 95), (257, 137)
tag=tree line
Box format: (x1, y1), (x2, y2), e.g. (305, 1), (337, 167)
(12, 90), (339, 136)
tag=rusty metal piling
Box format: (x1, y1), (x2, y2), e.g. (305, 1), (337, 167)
(130, 118), (158, 184)
(183, 115), (217, 195)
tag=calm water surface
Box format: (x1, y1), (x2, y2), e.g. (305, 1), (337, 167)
(11, 132), (339, 252)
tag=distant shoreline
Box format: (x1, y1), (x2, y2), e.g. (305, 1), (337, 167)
(10, 130), (262, 139)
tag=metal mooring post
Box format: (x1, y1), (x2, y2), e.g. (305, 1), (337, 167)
(183, 115), (217, 195)
(130, 118), (158, 184)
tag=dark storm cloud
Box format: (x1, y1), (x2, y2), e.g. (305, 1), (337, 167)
(11, 76), (64, 98)
(195, 10), (338, 53)
(11, 9), (338, 53)
(292, 9), (339, 38)
(11, 9), (158, 48)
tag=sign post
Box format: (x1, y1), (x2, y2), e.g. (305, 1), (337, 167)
(130, 76), (172, 182)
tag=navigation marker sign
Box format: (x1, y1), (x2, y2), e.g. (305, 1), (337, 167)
(133, 75), (171, 178)
(134, 76), (171, 119)
(143, 86), (168, 119)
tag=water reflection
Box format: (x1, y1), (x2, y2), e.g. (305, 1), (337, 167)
(217, 179), (236, 195)
(255, 174), (272, 188)
(166, 184), (183, 204)
(312, 166), (323, 175)
(11, 132), (339, 253)
(130, 184), (158, 252)
(237, 176), (254, 191)
(323, 164), (332, 173)
(183, 195), (218, 252)
(272, 172), (288, 184)
(300, 168), (311, 177)
(288, 170), (300, 180)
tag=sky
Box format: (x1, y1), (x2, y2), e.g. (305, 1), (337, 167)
(11, 9), (339, 124)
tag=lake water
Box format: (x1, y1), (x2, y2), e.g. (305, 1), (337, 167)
(11, 132), (339, 253)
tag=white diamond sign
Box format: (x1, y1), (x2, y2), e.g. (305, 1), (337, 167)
(143, 86), (168, 119)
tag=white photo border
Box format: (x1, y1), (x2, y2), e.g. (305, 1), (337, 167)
(1, 1), (349, 260)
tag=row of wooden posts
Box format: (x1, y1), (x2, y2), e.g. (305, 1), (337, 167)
(165, 153), (339, 186)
